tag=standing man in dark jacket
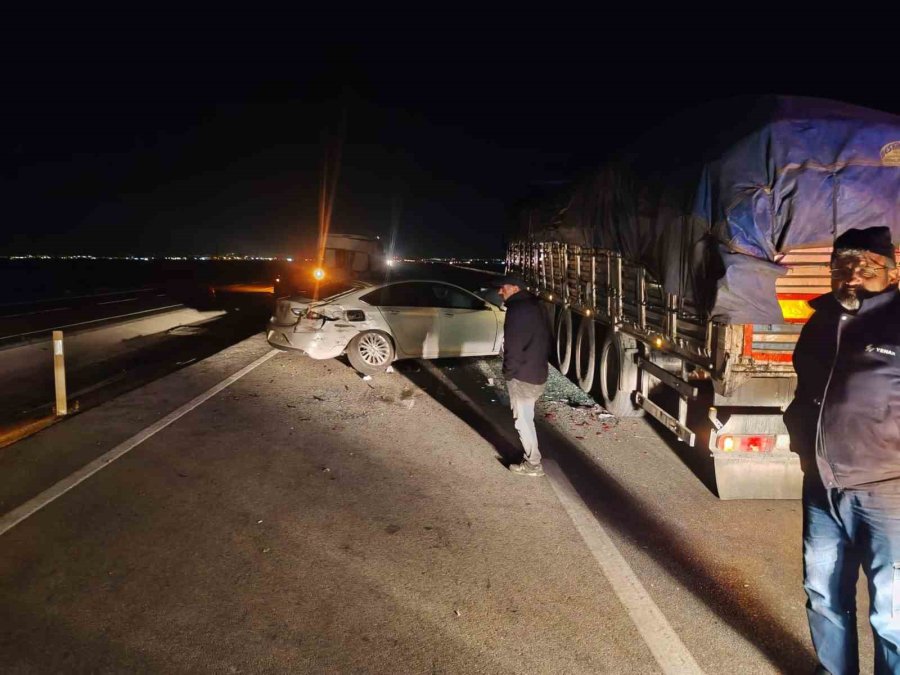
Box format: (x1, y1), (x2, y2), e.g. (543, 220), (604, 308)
(784, 226), (900, 675)
(492, 274), (551, 477)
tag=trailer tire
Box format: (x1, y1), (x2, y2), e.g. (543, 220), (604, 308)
(554, 308), (574, 376)
(574, 317), (596, 393)
(598, 332), (644, 417)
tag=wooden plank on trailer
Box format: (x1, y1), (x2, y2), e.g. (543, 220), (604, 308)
(751, 333), (800, 344)
(784, 267), (831, 277)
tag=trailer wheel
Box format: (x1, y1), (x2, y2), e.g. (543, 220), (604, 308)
(598, 332), (644, 417)
(574, 317), (596, 392)
(554, 308), (574, 376)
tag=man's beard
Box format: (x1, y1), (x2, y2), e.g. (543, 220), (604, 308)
(834, 286), (860, 311)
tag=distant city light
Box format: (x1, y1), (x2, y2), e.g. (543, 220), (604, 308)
(0, 254), (505, 266)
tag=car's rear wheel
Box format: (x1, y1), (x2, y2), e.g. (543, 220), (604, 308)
(347, 331), (395, 375)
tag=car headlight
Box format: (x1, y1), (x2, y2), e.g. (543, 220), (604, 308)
(290, 307), (304, 316)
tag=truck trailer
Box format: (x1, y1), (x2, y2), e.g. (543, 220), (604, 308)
(508, 96), (900, 499)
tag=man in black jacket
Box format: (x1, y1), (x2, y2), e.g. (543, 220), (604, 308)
(492, 274), (551, 477)
(784, 226), (900, 675)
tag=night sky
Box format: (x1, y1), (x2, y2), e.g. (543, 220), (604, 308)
(4, 13), (898, 259)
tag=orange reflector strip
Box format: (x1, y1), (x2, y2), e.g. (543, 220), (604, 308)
(778, 298), (814, 322)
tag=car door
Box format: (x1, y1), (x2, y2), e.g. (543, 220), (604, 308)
(424, 282), (500, 356)
(363, 282), (441, 358)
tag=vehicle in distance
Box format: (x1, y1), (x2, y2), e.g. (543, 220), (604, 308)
(274, 234), (385, 298)
(266, 280), (505, 374)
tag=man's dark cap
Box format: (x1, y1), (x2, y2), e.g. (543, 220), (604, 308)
(490, 274), (526, 288)
(834, 226), (895, 258)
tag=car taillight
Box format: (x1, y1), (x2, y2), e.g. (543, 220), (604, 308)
(716, 434), (776, 453)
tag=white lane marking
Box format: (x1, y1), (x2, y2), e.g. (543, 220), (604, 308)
(1, 304), (184, 340)
(97, 297), (138, 305)
(543, 460), (704, 675)
(418, 359), (703, 674)
(0, 349), (281, 537)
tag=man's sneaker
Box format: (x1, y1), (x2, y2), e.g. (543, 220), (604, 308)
(509, 461), (544, 477)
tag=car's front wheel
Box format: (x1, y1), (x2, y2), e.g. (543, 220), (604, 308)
(347, 331), (395, 375)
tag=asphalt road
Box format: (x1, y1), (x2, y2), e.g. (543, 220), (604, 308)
(0, 332), (880, 673)
(0, 262), (498, 431)
(0, 295), (273, 429)
(0, 288), (181, 345)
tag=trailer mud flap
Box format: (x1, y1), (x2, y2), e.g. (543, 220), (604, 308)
(707, 410), (803, 499)
(712, 452), (802, 500)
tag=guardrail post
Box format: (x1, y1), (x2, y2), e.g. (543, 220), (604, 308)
(52, 330), (68, 416)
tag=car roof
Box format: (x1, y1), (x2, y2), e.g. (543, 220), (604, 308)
(291, 279), (485, 305)
(311, 279), (485, 305)
(365, 279), (478, 293)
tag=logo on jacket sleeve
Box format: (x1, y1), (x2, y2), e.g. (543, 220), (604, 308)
(866, 344), (897, 356)
(881, 141), (900, 166)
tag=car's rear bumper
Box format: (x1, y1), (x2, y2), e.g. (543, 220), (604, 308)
(265, 323), (346, 360)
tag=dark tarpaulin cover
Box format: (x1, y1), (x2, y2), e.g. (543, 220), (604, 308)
(521, 96), (900, 323)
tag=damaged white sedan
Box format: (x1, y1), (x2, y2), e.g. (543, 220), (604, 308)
(266, 280), (505, 374)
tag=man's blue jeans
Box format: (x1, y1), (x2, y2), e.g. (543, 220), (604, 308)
(803, 480), (900, 674)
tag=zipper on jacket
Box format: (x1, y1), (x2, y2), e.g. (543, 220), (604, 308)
(815, 313), (849, 489)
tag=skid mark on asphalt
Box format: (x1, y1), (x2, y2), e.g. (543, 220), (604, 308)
(0, 349), (281, 537)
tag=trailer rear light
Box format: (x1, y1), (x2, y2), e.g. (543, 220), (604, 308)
(717, 434), (776, 453)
